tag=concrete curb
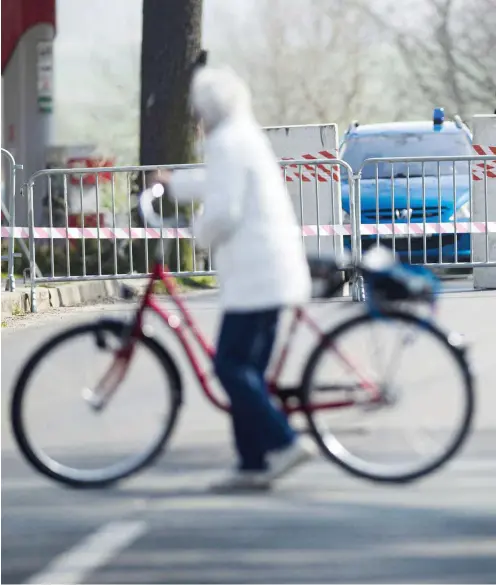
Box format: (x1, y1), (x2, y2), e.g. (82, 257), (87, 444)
(1, 291), (31, 316)
(1, 278), (218, 317)
(1, 280), (127, 316)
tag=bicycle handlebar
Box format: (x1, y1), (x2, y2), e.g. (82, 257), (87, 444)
(138, 184), (188, 229)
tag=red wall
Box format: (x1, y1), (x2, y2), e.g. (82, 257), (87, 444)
(1, 0), (56, 73)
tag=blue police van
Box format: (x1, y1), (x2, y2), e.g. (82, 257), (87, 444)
(340, 109), (473, 264)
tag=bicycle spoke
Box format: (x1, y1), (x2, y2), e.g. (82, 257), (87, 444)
(403, 426), (445, 457)
(369, 321), (385, 380)
(381, 322), (418, 388)
(329, 341), (379, 393)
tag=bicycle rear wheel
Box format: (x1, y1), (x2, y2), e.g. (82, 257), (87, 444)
(301, 310), (474, 483)
(11, 319), (182, 488)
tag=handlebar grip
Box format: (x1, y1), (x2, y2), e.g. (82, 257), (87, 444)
(138, 185), (189, 229)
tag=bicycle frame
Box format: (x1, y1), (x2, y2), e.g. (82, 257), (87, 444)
(109, 259), (380, 417)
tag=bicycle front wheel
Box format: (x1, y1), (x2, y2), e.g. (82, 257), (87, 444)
(11, 319), (182, 488)
(301, 310), (474, 483)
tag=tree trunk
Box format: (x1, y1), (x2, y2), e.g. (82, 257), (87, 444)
(139, 0), (203, 272)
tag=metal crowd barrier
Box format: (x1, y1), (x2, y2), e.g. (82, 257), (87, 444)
(16, 153), (496, 311)
(24, 159), (355, 312)
(1, 148), (23, 291)
(355, 155), (496, 271)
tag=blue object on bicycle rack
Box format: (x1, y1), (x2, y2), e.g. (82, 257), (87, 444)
(363, 261), (440, 310)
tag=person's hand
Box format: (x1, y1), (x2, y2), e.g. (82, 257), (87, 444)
(149, 169), (172, 186)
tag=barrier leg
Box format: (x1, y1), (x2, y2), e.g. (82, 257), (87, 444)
(1, 200), (15, 291)
(351, 174), (365, 302)
(7, 163), (20, 292)
(28, 182), (37, 312)
(6, 226), (15, 292)
(472, 115), (496, 289)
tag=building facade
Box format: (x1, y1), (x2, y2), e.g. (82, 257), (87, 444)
(2, 0), (56, 225)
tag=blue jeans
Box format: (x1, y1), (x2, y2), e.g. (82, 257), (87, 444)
(214, 309), (296, 471)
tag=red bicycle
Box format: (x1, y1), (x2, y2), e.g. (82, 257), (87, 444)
(10, 188), (474, 488)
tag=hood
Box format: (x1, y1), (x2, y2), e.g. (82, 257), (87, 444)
(190, 66), (253, 133)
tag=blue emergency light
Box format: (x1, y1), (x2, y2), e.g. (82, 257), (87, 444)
(433, 107), (445, 130)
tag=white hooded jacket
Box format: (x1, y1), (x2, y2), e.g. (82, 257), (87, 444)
(169, 66), (311, 311)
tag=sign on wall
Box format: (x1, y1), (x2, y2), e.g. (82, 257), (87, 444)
(37, 41), (53, 113)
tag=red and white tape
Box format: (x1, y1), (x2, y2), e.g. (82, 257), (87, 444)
(3, 222), (496, 240)
(304, 222), (496, 236)
(281, 150), (341, 183)
(472, 145), (496, 181)
(1, 226), (192, 240)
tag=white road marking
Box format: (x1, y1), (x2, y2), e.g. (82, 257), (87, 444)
(24, 520), (147, 584)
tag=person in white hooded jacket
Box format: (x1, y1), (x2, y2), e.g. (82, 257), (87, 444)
(154, 63), (313, 492)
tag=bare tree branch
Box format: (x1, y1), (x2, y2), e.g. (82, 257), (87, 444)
(358, 0), (495, 118)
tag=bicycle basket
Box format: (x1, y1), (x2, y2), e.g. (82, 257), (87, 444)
(360, 248), (440, 303)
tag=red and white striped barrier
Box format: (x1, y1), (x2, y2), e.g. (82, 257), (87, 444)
(4, 222), (495, 240)
(281, 150), (341, 183)
(472, 145), (496, 181)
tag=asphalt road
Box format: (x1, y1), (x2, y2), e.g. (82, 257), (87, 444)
(2, 290), (496, 584)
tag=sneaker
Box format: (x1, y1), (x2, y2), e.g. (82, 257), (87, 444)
(266, 437), (315, 481)
(208, 470), (272, 493)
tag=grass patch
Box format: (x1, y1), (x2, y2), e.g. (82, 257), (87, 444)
(179, 275), (217, 289)
(153, 275), (217, 295)
(11, 302), (25, 317)
(38, 283), (67, 288)
(7, 301), (26, 317)
(1, 272), (22, 280)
